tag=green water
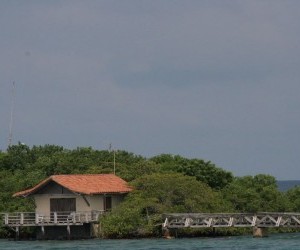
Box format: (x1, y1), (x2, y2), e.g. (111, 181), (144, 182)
(1, 233), (300, 249)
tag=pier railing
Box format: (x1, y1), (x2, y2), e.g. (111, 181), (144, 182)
(163, 212), (300, 229)
(0, 210), (104, 227)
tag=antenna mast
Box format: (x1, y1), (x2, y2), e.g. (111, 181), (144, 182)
(109, 143), (116, 175)
(113, 149), (116, 175)
(7, 81), (15, 148)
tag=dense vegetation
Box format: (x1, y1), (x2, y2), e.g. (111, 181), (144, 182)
(0, 143), (299, 238)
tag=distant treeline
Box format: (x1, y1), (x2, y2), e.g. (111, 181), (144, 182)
(1, 143), (300, 238)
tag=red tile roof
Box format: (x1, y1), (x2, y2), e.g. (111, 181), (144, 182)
(13, 174), (133, 197)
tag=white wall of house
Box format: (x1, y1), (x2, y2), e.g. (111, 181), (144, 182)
(76, 195), (104, 212)
(33, 193), (125, 217)
(34, 194), (78, 216)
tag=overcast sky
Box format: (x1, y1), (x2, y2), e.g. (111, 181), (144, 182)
(1, 1), (300, 179)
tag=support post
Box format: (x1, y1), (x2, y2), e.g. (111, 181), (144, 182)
(91, 223), (99, 238)
(162, 227), (173, 239)
(15, 227), (19, 240)
(54, 212), (57, 224)
(4, 213), (8, 225)
(253, 227), (268, 237)
(67, 225), (71, 240)
(212, 227), (216, 237)
(35, 214), (39, 224)
(72, 213), (76, 223)
(20, 213), (24, 225)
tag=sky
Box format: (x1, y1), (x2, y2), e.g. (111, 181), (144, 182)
(0, 1), (300, 180)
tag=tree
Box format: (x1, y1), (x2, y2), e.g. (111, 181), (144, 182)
(117, 160), (160, 181)
(1, 143), (32, 170)
(150, 154), (233, 189)
(285, 186), (300, 212)
(101, 173), (230, 237)
(222, 174), (288, 212)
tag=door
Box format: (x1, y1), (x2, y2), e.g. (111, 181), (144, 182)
(104, 196), (112, 211)
(50, 198), (76, 222)
(50, 198), (76, 212)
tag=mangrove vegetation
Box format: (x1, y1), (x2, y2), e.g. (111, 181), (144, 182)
(0, 143), (299, 238)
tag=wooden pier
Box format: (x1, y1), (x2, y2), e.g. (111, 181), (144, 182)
(3, 211), (300, 238)
(162, 212), (300, 237)
(0, 211), (103, 239)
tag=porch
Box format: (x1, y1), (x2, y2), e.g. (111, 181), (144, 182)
(1, 211), (104, 239)
(1, 210), (104, 227)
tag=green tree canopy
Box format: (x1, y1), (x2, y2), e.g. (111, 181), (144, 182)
(101, 173), (231, 237)
(150, 154), (233, 189)
(222, 174), (288, 212)
(285, 186), (300, 212)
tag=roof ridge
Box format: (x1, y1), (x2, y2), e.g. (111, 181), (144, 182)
(51, 173), (116, 176)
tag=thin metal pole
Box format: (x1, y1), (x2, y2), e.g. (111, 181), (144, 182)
(8, 81), (15, 148)
(113, 150), (116, 175)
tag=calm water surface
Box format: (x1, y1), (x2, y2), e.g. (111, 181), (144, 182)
(1, 233), (300, 249)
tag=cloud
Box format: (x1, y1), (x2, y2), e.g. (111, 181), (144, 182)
(0, 1), (300, 179)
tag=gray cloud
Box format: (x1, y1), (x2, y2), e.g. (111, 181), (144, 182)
(1, 0), (300, 179)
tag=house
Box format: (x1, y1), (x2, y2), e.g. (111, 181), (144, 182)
(4, 174), (133, 239)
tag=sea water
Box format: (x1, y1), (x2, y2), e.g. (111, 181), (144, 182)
(1, 233), (300, 250)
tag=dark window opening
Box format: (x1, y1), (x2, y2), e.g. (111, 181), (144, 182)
(104, 196), (112, 211)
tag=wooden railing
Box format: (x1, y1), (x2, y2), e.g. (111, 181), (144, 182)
(0, 210), (104, 227)
(163, 212), (300, 229)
